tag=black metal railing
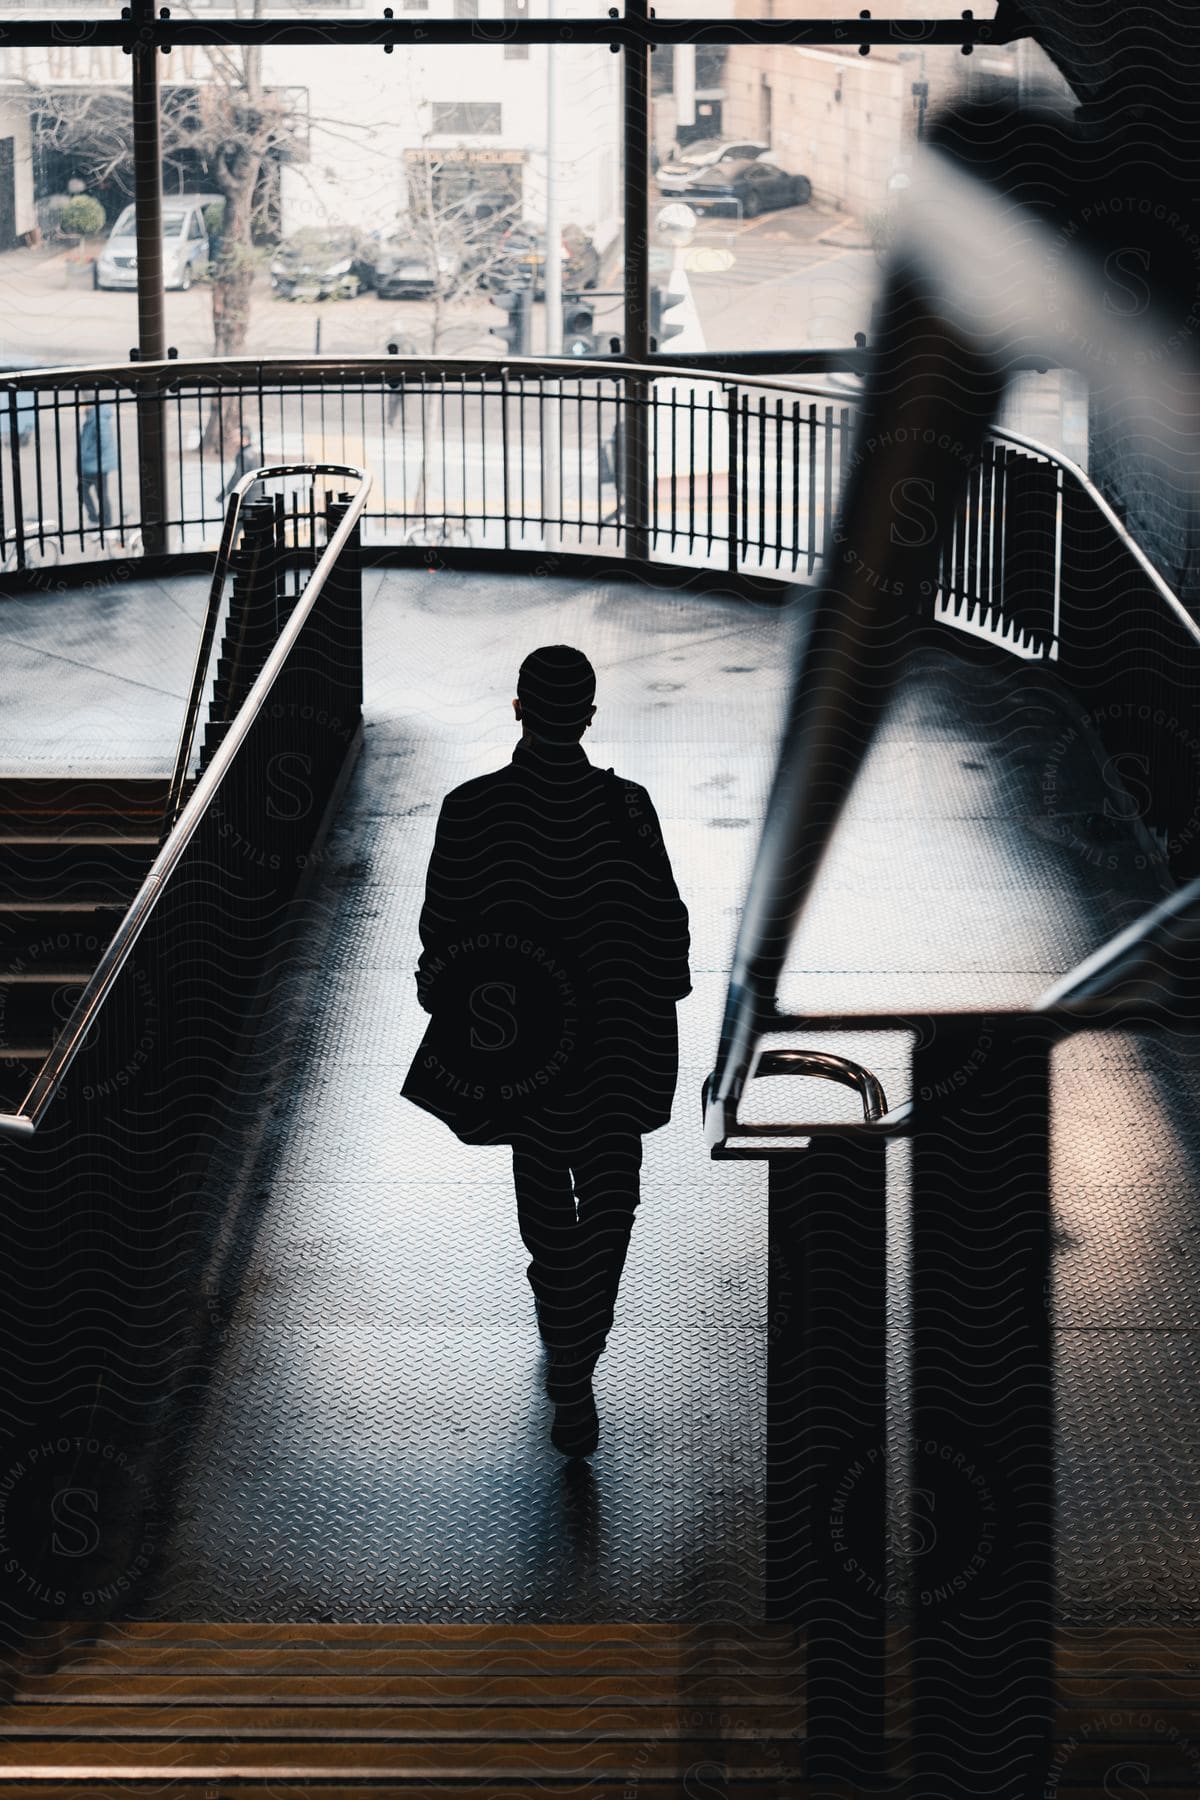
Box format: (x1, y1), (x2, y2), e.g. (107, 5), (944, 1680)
(0, 359), (858, 580)
(3, 353), (1198, 870)
(0, 468), (367, 1624)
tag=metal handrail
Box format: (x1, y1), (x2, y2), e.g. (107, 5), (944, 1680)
(0, 462), (371, 1139)
(0, 351), (1075, 402)
(0, 352), (870, 392)
(164, 462), (361, 831)
(699, 116), (1200, 1152)
(751, 1048), (889, 1123)
(7, 361), (1188, 653)
(991, 425), (1200, 651)
(1035, 867), (1200, 1023)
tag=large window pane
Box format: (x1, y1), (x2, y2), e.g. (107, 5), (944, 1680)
(255, 43), (621, 358)
(650, 35), (1085, 456)
(655, 0), (997, 16)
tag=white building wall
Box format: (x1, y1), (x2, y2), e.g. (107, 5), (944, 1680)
(0, 91), (36, 238)
(270, 38), (621, 248)
(722, 47), (916, 221)
(0, 23), (622, 255)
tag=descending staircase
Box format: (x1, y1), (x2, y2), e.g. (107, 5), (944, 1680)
(0, 1623), (806, 1794)
(0, 1622), (1197, 1794)
(0, 776), (169, 1111)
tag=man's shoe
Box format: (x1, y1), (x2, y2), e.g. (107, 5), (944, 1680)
(551, 1382), (599, 1458)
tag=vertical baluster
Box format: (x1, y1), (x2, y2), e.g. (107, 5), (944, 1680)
(789, 399), (800, 574)
(739, 391), (749, 567)
(687, 385), (696, 556)
(807, 402), (817, 576)
(725, 384), (738, 574)
(822, 405), (834, 565)
(773, 396), (784, 571)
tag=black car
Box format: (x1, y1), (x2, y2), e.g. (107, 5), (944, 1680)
(670, 158), (812, 217)
(269, 229), (362, 300)
(484, 223), (601, 298)
(654, 137), (771, 195)
(355, 231), (462, 300)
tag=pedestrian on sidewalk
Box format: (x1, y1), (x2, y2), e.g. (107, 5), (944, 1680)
(78, 398), (120, 538)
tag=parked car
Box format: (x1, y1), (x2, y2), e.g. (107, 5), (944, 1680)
(655, 138), (770, 195)
(94, 193), (220, 292)
(669, 158), (813, 217)
(270, 229), (362, 300)
(0, 354), (44, 446)
(354, 229), (462, 299)
(484, 222), (601, 297)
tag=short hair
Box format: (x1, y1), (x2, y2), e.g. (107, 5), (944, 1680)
(517, 644), (596, 740)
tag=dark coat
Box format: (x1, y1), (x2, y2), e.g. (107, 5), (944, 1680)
(401, 737), (691, 1151)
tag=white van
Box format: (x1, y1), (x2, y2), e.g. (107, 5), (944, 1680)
(94, 193), (222, 292)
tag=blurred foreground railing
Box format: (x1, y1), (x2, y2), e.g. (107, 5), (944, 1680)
(703, 93), (1200, 1800)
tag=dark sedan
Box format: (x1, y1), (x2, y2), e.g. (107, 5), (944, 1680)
(669, 158), (812, 217)
(483, 223), (601, 298)
(354, 232), (462, 300)
(269, 229), (362, 300)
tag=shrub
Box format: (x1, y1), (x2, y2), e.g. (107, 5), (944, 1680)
(58, 195), (107, 241)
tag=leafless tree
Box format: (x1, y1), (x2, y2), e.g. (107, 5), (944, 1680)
(23, 4), (369, 447)
(395, 139), (523, 358)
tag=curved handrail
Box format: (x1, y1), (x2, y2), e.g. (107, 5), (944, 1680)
(4, 356), (1187, 632)
(3, 358), (1187, 632)
(754, 1047), (888, 1122)
(990, 425), (1200, 649)
(0, 462), (371, 1139)
(0, 352), (867, 390)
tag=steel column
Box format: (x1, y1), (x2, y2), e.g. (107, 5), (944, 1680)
(909, 1017), (1055, 1798)
(767, 1134), (889, 1785)
(131, 0), (168, 556)
(622, 0), (651, 561)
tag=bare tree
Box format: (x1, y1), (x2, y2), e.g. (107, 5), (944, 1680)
(394, 140), (523, 356)
(377, 142), (525, 526)
(27, 61), (297, 353)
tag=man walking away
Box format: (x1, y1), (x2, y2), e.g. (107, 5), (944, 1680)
(402, 645), (691, 1457)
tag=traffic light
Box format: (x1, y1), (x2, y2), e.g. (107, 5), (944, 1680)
(489, 288), (532, 356)
(649, 283), (685, 351)
(562, 297), (596, 356)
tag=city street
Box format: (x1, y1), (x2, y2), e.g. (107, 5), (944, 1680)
(0, 200), (1084, 460)
(0, 202), (867, 367)
(678, 199), (878, 350)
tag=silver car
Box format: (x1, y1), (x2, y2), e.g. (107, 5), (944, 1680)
(94, 193), (220, 292)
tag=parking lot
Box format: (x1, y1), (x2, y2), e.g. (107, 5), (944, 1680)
(0, 201), (1083, 459)
(0, 199), (867, 364)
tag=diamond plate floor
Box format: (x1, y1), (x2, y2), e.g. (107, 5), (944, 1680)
(100, 566), (1200, 1624)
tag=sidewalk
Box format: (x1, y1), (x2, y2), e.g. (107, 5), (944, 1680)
(816, 213), (874, 252)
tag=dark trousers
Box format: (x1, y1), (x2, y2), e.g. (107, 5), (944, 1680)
(512, 1133), (643, 1367)
(80, 471), (115, 528)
